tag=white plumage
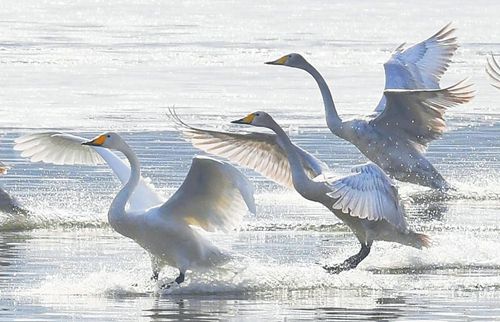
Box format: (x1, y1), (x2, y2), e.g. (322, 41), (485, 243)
(170, 110), (328, 189)
(265, 24), (474, 190)
(174, 110), (429, 273)
(15, 131), (255, 287)
(15, 132), (163, 212)
(375, 22), (458, 111)
(327, 163), (407, 231)
(486, 54), (500, 89)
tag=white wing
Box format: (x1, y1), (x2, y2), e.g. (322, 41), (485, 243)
(170, 111), (328, 189)
(370, 80), (474, 151)
(159, 156), (255, 232)
(486, 55), (500, 89)
(14, 132), (105, 165)
(327, 163), (407, 231)
(375, 23), (458, 112)
(14, 132), (163, 211)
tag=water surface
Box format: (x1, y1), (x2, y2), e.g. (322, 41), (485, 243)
(1, 1), (500, 320)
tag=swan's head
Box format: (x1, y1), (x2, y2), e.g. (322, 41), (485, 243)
(231, 111), (274, 128)
(0, 161), (9, 175)
(265, 53), (308, 69)
(82, 132), (123, 149)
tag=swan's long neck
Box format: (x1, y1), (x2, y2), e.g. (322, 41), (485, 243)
(303, 62), (343, 134)
(267, 120), (326, 201)
(108, 142), (140, 238)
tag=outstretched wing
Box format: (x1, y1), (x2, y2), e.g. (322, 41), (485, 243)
(327, 163), (407, 231)
(159, 156), (255, 232)
(170, 110), (328, 189)
(14, 132), (104, 165)
(370, 80), (474, 151)
(14, 132), (163, 211)
(375, 23), (458, 112)
(486, 54), (500, 89)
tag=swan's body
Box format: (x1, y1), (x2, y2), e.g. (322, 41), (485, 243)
(0, 162), (26, 215)
(486, 55), (500, 89)
(15, 132), (255, 286)
(173, 110), (429, 272)
(266, 24), (474, 190)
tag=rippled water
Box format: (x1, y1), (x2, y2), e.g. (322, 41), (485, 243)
(1, 1), (500, 321)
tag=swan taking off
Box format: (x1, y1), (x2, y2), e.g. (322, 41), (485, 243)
(15, 132), (255, 287)
(486, 55), (500, 89)
(266, 24), (474, 190)
(172, 110), (429, 273)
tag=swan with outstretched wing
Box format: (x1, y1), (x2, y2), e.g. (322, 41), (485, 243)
(172, 110), (429, 273)
(266, 24), (474, 190)
(15, 132), (255, 288)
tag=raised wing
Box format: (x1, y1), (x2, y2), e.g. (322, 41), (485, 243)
(14, 132), (104, 165)
(170, 110), (328, 189)
(14, 132), (163, 211)
(160, 156), (255, 232)
(486, 55), (500, 89)
(370, 79), (474, 151)
(327, 163), (407, 231)
(375, 23), (458, 112)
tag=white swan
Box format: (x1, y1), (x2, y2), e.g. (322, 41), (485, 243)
(15, 132), (255, 286)
(486, 54), (500, 89)
(265, 24), (474, 190)
(15, 132), (163, 212)
(0, 162), (25, 214)
(174, 110), (430, 272)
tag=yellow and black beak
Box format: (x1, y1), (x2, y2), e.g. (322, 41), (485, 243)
(265, 55), (289, 65)
(82, 134), (107, 146)
(231, 113), (255, 125)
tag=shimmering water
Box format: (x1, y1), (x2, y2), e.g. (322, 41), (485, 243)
(1, 1), (500, 321)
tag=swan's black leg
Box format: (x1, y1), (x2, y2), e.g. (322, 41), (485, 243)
(175, 272), (185, 284)
(161, 270), (186, 289)
(323, 243), (371, 274)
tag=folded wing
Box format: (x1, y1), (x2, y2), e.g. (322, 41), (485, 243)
(327, 163), (407, 231)
(14, 132), (163, 211)
(370, 79), (474, 151)
(375, 23), (458, 112)
(159, 156), (255, 232)
(170, 111), (328, 189)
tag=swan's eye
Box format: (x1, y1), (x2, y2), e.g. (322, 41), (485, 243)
(255, 113), (260, 116)
(107, 135), (111, 138)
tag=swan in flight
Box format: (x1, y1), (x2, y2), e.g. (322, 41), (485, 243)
(486, 54), (500, 89)
(265, 24), (474, 190)
(172, 110), (429, 272)
(15, 132), (255, 287)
